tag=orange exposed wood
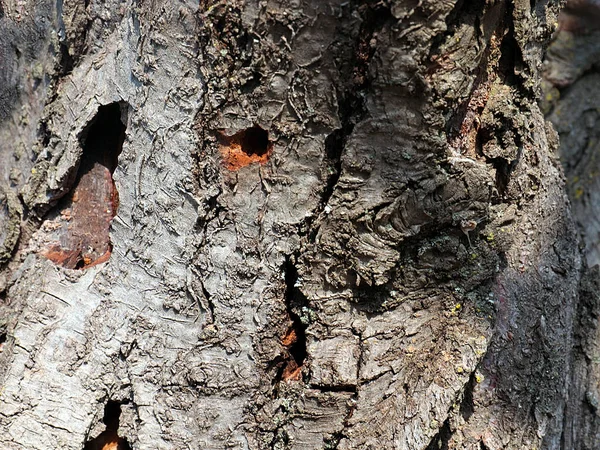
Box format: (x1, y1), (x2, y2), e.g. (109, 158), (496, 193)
(39, 103), (125, 270)
(85, 429), (128, 450)
(281, 327), (297, 347)
(218, 126), (272, 171)
(282, 360), (302, 382)
(41, 161), (118, 269)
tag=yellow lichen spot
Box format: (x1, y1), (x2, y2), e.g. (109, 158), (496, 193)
(475, 373), (484, 383)
(486, 232), (495, 242)
(31, 168), (37, 174)
(574, 187), (584, 199)
(456, 366), (464, 374)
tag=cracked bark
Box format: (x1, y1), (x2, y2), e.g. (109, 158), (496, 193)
(0, 0), (591, 449)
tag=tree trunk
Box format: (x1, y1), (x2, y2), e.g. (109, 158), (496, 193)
(0, 0), (589, 449)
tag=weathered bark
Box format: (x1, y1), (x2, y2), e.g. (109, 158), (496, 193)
(0, 0), (590, 449)
(543, 3), (600, 447)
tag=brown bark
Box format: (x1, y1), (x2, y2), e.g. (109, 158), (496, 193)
(0, 0), (590, 449)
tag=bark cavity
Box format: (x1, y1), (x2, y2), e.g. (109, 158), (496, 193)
(84, 400), (130, 450)
(40, 102), (126, 269)
(218, 125), (272, 171)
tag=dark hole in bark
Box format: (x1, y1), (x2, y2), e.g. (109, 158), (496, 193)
(497, 26), (523, 86)
(217, 125), (272, 170)
(83, 400), (131, 450)
(460, 372), (477, 421)
(492, 157), (511, 197)
(425, 417), (451, 450)
(239, 126), (269, 157)
(59, 43), (74, 76)
(0, 332), (6, 352)
(41, 102), (126, 270)
(79, 102), (126, 173)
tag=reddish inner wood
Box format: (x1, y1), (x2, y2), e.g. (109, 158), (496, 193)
(42, 103), (125, 269)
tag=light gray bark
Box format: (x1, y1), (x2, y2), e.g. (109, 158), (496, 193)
(0, 0), (590, 449)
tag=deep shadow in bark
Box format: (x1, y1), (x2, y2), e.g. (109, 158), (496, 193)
(84, 400), (130, 450)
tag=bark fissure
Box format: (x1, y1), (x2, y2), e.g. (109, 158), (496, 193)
(304, 1), (393, 241)
(425, 416), (451, 450)
(277, 255), (308, 384)
(459, 371), (477, 421)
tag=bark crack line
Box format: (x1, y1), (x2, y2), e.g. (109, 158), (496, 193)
(273, 254), (308, 388)
(425, 366), (482, 450)
(298, 2), (393, 242)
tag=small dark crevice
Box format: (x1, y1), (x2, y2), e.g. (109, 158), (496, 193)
(199, 277), (215, 323)
(119, 340), (138, 361)
(58, 42), (74, 77)
(350, 273), (393, 312)
(240, 71), (262, 94)
(480, 440), (490, 450)
(38, 120), (51, 150)
(0, 332), (6, 351)
(78, 102), (126, 173)
(217, 125), (272, 170)
(311, 384), (358, 394)
(497, 31), (520, 86)
(282, 255), (308, 370)
(490, 156), (512, 198)
(425, 417), (452, 450)
(306, 126), (349, 241)
(84, 400), (131, 450)
(272, 254), (310, 390)
(459, 372), (477, 421)
(497, 2), (529, 92)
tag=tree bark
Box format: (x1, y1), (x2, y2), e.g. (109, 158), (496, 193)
(0, 0), (589, 449)
(543, 2), (600, 447)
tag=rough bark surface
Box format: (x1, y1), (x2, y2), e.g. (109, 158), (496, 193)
(543, 2), (600, 447)
(0, 0), (589, 449)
